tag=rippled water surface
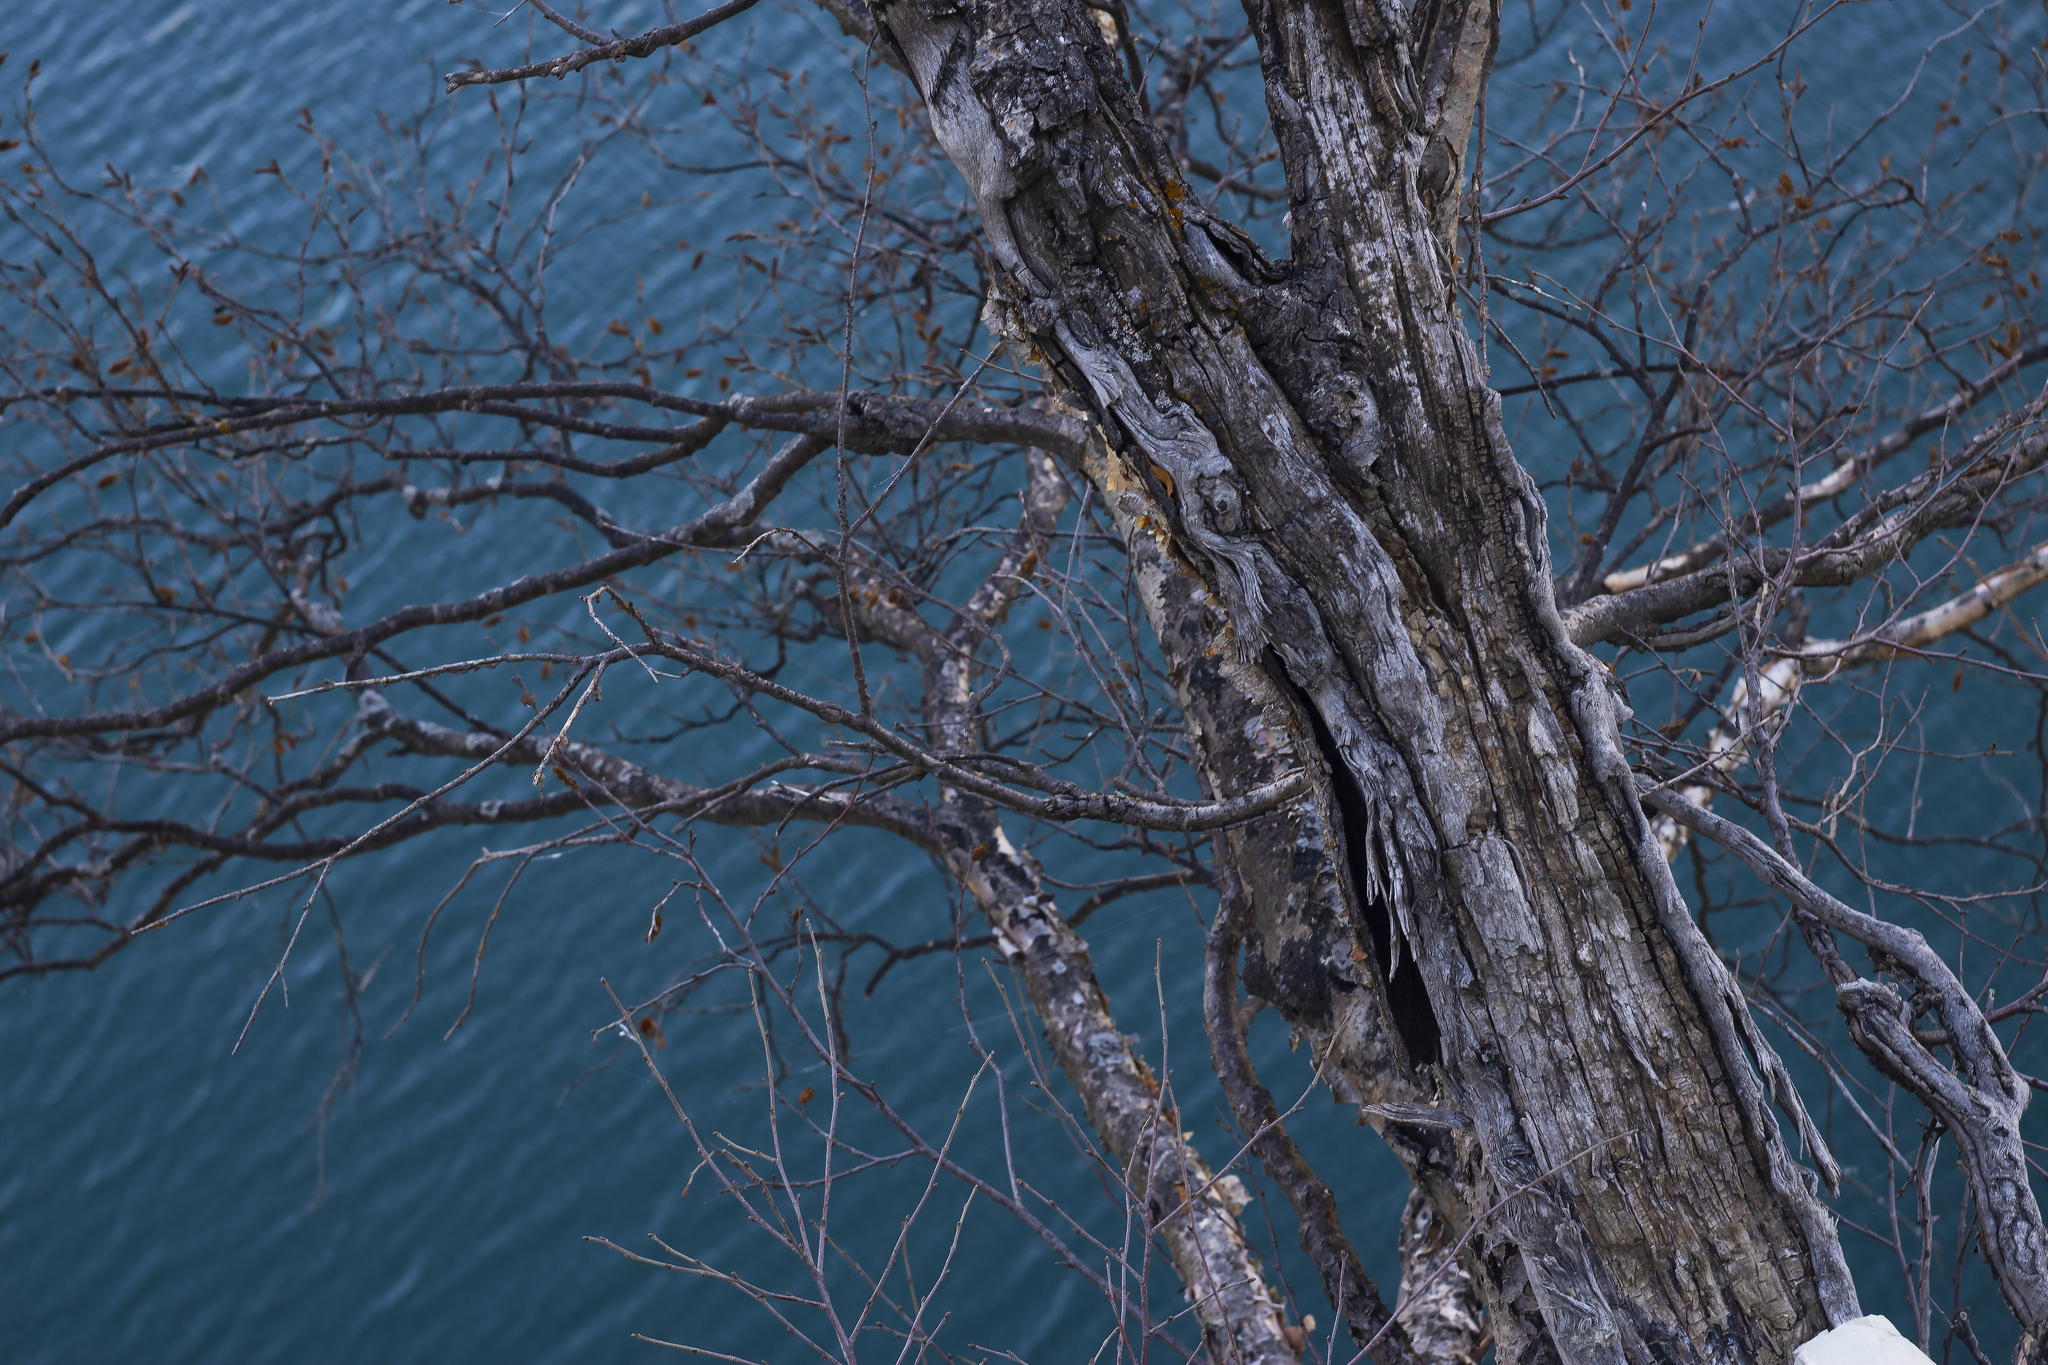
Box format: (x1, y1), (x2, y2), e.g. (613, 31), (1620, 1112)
(1, 1), (2036, 1361)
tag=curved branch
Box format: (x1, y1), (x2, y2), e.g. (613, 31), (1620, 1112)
(1648, 537), (2048, 862)
(1599, 346), (2048, 596)
(1641, 781), (2048, 1340)
(1205, 877), (1422, 1362)
(359, 689), (940, 848)
(0, 383), (1088, 531)
(1566, 424), (2048, 647)
(642, 635), (1314, 833)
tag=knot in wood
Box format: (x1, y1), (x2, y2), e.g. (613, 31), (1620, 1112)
(1194, 472), (1250, 536)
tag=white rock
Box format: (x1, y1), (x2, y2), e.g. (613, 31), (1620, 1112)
(1793, 1315), (1935, 1365)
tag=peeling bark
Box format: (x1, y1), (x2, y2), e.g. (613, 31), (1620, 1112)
(1080, 421), (1494, 1361)
(968, 835), (1299, 1365)
(1396, 1187), (1487, 1364)
(867, 1), (1860, 1358)
(855, 451), (1301, 1363)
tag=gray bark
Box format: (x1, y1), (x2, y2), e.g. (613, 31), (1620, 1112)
(1646, 785), (2048, 1359)
(966, 835), (1301, 1365)
(1396, 1187), (1487, 1364)
(867, 1), (1860, 1359)
(850, 450), (1303, 1365)
(1078, 423), (1495, 1362)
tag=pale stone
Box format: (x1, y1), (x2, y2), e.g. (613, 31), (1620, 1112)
(1793, 1315), (1935, 1365)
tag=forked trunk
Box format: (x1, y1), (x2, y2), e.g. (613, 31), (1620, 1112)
(869, 1), (1860, 1360)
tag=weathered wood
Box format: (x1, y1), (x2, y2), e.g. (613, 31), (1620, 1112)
(867, 1), (1860, 1357)
(870, 451), (1303, 1365)
(1647, 785), (2048, 1359)
(1079, 421), (1495, 1361)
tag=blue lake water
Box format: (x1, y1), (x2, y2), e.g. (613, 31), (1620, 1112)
(2, 0), (2041, 1361)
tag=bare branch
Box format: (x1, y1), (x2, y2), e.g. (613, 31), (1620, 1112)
(443, 0), (765, 92)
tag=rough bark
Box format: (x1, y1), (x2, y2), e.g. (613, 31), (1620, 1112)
(1078, 422), (1500, 1361)
(861, 451), (1302, 1365)
(1646, 787), (2048, 1361)
(867, 1), (1859, 1359)
(967, 834), (1301, 1365)
(1396, 1186), (1487, 1364)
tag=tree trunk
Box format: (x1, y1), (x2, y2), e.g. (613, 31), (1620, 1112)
(1080, 424), (1495, 1361)
(869, 1), (1862, 1360)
